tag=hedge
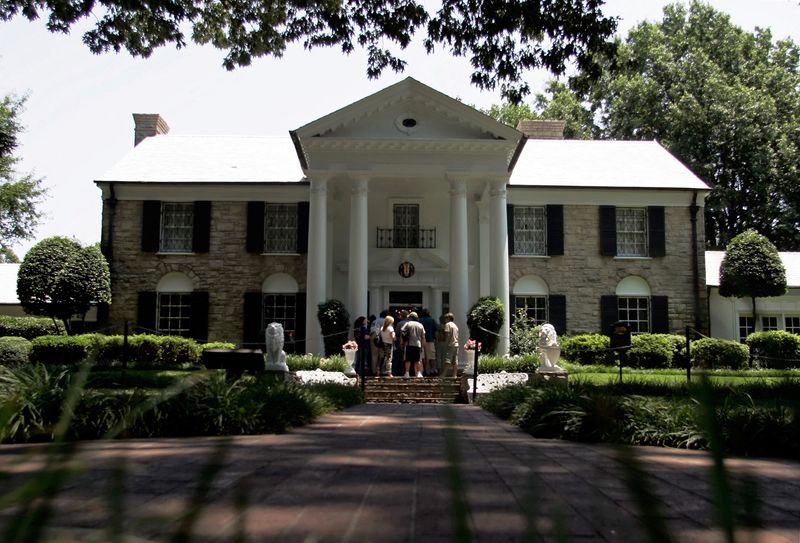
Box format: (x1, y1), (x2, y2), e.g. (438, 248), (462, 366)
(560, 334), (613, 365)
(691, 338), (749, 369)
(745, 331), (800, 369)
(0, 336), (31, 366)
(628, 334), (686, 369)
(0, 315), (65, 339)
(30, 335), (93, 365)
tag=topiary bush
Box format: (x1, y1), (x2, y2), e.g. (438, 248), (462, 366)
(466, 296), (505, 354)
(158, 336), (201, 367)
(0, 336), (31, 366)
(560, 334), (613, 365)
(0, 315), (65, 339)
(317, 299), (350, 357)
(691, 338), (749, 369)
(746, 331), (800, 369)
(627, 334), (677, 369)
(29, 335), (93, 365)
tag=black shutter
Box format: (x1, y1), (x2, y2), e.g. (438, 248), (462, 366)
(546, 205), (564, 256)
(651, 296), (669, 333)
(141, 201), (161, 252)
(246, 202), (265, 253)
(243, 292), (263, 346)
(507, 204), (515, 256)
(599, 206), (616, 256)
(192, 201), (211, 253)
(600, 295), (618, 334)
(648, 206), (666, 257)
(189, 291), (209, 342)
(297, 201), (310, 254)
(548, 294), (566, 336)
(137, 291), (157, 333)
(293, 292), (307, 354)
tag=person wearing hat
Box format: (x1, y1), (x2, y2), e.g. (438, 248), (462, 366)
(400, 311), (427, 378)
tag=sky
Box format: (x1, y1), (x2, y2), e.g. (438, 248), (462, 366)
(1, 0), (799, 259)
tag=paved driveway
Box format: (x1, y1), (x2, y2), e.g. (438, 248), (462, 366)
(1, 404), (798, 542)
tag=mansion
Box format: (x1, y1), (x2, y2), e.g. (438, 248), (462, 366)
(95, 78), (711, 358)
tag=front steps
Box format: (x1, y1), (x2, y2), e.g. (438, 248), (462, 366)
(362, 376), (469, 404)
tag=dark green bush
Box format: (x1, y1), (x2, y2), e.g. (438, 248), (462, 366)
(95, 335), (124, 365)
(466, 296), (505, 354)
(201, 341), (237, 351)
(691, 338), (749, 369)
(0, 315), (65, 339)
(628, 334), (677, 369)
(560, 334), (612, 365)
(746, 331), (800, 369)
(478, 354), (539, 373)
(317, 299), (350, 357)
(158, 336), (200, 367)
(0, 336), (31, 365)
(287, 353), (327, 371)
(509, 309), (540, 355)
(29, 335), (92, 365)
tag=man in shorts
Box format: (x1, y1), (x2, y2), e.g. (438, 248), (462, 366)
(400, 311), (427, 378)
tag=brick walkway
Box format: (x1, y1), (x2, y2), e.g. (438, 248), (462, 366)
(1, 404), (799, 542)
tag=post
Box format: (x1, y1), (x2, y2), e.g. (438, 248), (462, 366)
(685, 325), (692, 383)
(123, 321), (129, 370)
(618, 348), (624, 384)
(471, 347), (479, 403)
(360, 348), (366, 392)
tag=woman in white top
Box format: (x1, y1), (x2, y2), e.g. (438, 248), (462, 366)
(379, 315), (395, 377)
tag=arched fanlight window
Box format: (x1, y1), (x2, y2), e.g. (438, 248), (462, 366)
(512, 275), (549, 324)
(261, 273), (300, 351)
(155, 272), (193, 336)
(616, 276), (651, 333)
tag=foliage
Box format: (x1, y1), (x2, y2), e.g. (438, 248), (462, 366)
(466, 296), (505, 354)
(627, 334), (683, 369)
(719, 230), (787, 314)
(0, 94), (45, 251)
(0, 336), (30, 365)
(84, 370), (191, 390)
(691, 338), (749, 370)
(560, 334), (613, 365)
(286, 353), (329, 371)
(509, 308), (541, 356)
(477, 354), (539, 374)
(0, 315), (65, 339)
(535, 2), (800, 249)
(29, 335), (93, 365)
(745, 331), (800, 369)
(0, 363), (69, 442)
(17, 237), (112, 332)
(0, 1), (617, 103)
(201, 341), (236, 351)
(317, 299), (350, 357)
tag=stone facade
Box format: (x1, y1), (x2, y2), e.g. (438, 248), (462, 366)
(106, 200), (307, 343)
(509, 205), (708, 334)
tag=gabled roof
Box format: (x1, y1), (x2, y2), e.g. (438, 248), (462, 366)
(510, 140), (710, 190)
(96, 136), (303, 183)
(706, 251), (800, 287)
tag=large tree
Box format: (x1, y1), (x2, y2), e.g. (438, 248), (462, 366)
(17, 237), (111, 333)
(0, 0), (617, 102)
(528, 2), (800, 249)
(0, 95), (45, 252)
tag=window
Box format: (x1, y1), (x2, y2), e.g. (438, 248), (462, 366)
(785, 316), (800, 334)
(441, 291), (449, 315)
(160, 202), (194, 252)
(393, 203), (420, 248)
(514, 295), (548, 324)
(738, 316), (754, 342)
(513, 206), (546, 256)
(157, 293), (192, 336)
(618, 297), (650, 333)
(761, 316), (779, 332)
(264, 203), (298, 253)
(616, 208), (648, 257)
(262, 294), (297, 346)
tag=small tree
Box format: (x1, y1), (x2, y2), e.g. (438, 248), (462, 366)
(17, 237), (111, 333)
(317, 299), (350, 357)
(466, 296), (505, 354)
(509, 308), (541, 356)
(719, 230), (786, 327)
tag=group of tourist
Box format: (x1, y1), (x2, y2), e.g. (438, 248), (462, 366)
(353, 309), (459, 378)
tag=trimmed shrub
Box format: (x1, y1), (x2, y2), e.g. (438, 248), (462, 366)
(478, 354), (539, 373)
(158, 336), (200, 367)
(691, 338), (749, 369)
(746, 331), (800, 369)
(0, 315), (65, 339)
(0, 336), (31, 366)
(561, 334), (612, 365)
(466, 296), (505, 354)
(317, 299), (350, 357)
(95, 335), (124, 366)
(201, 341), (237, 351)
(628, 334), (677, 369)
(29, 335), (93, 365)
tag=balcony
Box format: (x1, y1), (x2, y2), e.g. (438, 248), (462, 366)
(376, 228), (437, 249)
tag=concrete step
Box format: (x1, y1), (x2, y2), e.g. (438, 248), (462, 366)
(362, 376), (469, 404)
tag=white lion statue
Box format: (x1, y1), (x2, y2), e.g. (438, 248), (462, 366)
(537, 323), (563, 371)
(265, 322), (289, 372)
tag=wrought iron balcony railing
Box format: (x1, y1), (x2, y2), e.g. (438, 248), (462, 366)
(376, 228), (437, 249)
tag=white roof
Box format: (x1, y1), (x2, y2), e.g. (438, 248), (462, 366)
(706, 251), (800, 287)
(511, 139), (710, 190)
(0, 264), (20, 304)
(97, 135), (304, 183)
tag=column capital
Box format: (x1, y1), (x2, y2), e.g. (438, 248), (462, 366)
(309, 177), (328, 195)
(350, 176), (369, 196)
(489, 186), (508, 199)
(449, 178), (467, 197)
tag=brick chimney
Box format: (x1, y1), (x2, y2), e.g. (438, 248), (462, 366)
(133, 113), (170, 146)
(516, 119), (565, 139)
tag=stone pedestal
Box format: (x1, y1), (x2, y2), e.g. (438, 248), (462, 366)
(529, 369), (569, 387)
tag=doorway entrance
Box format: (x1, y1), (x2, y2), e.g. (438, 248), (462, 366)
(388, 291), (423, 315)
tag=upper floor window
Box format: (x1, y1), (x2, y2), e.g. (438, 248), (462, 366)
(513, 206), (546, 256)
(142, 201), (210, 254)
(616, 208), (648, 257)
(265, 203), (298, 253)
(160, 202), (194, 253)
(393, 203), (420, 248)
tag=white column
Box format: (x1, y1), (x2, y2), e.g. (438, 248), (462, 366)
(489, 183), (510, 356)
(449, 178), (469, 366)
(348, 177), (369, 323)
(305, 177), (328, 355)
(369, 287), (381, 317)
(477, 194), (491, 297)
(432, 287), (443, 320)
